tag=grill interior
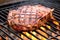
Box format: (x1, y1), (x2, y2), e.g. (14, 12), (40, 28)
(0, 0), (60, 40)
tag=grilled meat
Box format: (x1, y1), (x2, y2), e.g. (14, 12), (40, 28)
(7, 5), (54, 32)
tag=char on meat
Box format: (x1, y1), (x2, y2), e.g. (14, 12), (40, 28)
(7, 4), (54, 32)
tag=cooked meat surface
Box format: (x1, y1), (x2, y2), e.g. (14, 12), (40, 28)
(7, 5), (53, 31)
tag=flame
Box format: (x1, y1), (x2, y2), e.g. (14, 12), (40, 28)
(53, 21), (59, 26)
(47, 25), (51, 29)
(25, 32), (31, 37)
(25, 32), (37, 40)
(22, 28), (48, 40)
(31, 32), (37, 40)
(20, 21), (60, 40)
(21, 31), (47, 40)
(31, 32), (36, 35)
(21, 26), (51, 40)
(40, 26), (46, 31)
(23, 32), (31, 37)
(21, 33), (29, 40)
(23, 32), (37, 40)
(39, 35), (47, 40)
(26, 32), (30, 36)
(31, 36), (38, 40)
(41, 37), (46, 40)
(21, 34), (24, 38)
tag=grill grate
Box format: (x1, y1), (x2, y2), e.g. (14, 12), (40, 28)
(0, 0), (60, 40)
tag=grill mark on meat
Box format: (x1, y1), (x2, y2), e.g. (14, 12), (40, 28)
(7, 4), (53, 31)
(29, 6), (32, 24)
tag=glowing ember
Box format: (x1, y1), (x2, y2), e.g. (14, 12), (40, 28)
(32, 36), (37, 40)
(53, 21), (59, 25)
(40, 26), (46, 30)
(47, 25), (51, 29)
(31, 32), (36, 35)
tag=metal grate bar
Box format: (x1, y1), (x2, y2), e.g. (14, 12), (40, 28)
(0, 1), (60, 40)
(42, 26), (60, 36)
(38, 28), (59, 40)
(47, 21), (60, 31)
(0, 19), (4, 23)
(0, 29), (15, 40)
(54, 9), (60, 17)
(53, 14), (60, 19)
(0, 1), (26, 10)
(54, 35), (60, 40)
(0, 23), (23, 40)
(55, 9), (60, 12)
(46, 23), (60, 32)
(0, 4), (17, 10)
(34, 30), (51, 40)
(0, 35), (6, 40)
(0, 15), (7, 20)
(53, 15), (60, 21)
(28, 32), (41, 40)
(0, 11), (7, 17)
(54, 11), (60, 14)
(21, 32), (32, 40)
(53, 13), (60, 17)
(55, 35), (60, 37)
(54, 12), (60, 16)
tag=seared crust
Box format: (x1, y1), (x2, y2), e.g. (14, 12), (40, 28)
(7, 5), (53, 32)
